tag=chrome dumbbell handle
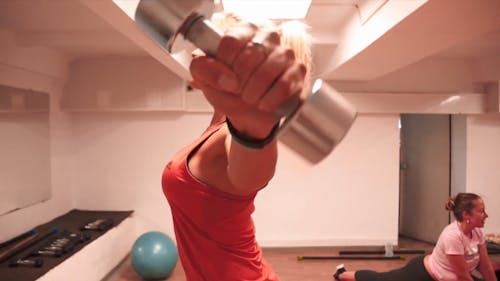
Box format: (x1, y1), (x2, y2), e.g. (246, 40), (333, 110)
(135, 0), (357, 164)
(180, 14), (222, 57)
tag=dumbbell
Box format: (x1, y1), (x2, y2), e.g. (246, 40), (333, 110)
(134, 0), (357, 164)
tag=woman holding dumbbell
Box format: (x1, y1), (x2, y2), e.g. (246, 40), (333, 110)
(162, 13), (311, 280)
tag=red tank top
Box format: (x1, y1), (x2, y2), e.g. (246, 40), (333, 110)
(162, 123), (279, 281)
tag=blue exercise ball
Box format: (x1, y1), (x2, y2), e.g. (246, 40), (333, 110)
(131, 231), (178, 280)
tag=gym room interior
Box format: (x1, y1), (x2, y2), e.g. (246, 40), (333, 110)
(1, 0), (499, 280)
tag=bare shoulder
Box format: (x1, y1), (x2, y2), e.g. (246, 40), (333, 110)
(188, 126), (232, 190)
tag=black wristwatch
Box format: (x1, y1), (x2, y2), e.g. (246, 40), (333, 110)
(226, 118), (280, 149)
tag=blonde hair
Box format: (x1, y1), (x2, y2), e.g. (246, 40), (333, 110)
(211, 13), (313, 95)
(280, 20), (312, 95)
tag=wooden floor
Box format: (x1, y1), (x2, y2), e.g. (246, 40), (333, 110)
(102, 237), (498, 281)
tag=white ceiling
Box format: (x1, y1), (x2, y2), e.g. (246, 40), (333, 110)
(1, 0), (499, 94)
(0, 0), (143, 58)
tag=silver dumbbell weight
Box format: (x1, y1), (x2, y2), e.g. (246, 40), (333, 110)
(135, 0), (357, 164)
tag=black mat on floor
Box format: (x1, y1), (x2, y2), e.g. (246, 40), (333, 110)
(0, 209), (133, 281)
(488, 242), (500, 255)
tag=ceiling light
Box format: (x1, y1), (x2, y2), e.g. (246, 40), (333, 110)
(222, 0), (312, 20)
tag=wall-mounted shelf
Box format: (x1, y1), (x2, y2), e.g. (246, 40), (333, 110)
(0, 85), (49, 113)
(61, 56), (212, 113)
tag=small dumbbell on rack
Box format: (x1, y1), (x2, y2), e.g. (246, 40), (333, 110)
(80, 218), (114, 231)
(9, 258), (43, 268)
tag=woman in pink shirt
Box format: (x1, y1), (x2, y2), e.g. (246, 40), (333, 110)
(334, 193), (497, 281)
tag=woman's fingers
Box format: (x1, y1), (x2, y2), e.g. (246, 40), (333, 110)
(240, 47), (296, 105)
(231, 42), (268, 91)
(230, 30), (282, 94)
(258, 31), (281, 49)
(216, 22), (256, 65)
(197, 82), (247, 116)
(190, 56), (240, 93)
(189, 23), (306, 121)
(257, 62), (307, 113)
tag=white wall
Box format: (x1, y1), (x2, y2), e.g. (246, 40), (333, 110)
(0, 111), (50, 215)
(0, 77), (74, 242)
(465, 115), (500, 234)
(68, 112), (208, 234)
(0, 35), (76, 242)
(256, 114), (400, 246)
(68, 110), (400, 247)
(60, 57), (397, 246)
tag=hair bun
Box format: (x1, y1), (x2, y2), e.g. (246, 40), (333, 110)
(445, 198), (455, 211)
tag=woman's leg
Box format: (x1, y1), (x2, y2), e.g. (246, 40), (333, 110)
(336, 271), (355, 281)
(337, 256), (434, 281)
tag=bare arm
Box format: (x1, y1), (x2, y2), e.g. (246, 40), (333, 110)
(478, 243), (498, 281)
(225, 128), (278, 192)
(189, 25), (306, 195)
(447, 254), (474, 281)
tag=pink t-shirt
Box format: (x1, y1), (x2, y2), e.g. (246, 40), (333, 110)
(428, 221), (485, 281)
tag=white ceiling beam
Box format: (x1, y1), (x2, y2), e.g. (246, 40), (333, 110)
(0, 31), (68, 80)
(14, 31), (145, 58)
(331, 57), (483, 93)
(355, 0), (388, 24)
(343, 91), (486, 114)
(14, 31), (138, 49)
(472, 57), (500, 82)
(0, 64), (56, 94)
(311, 43), (338, 77)
(79, 0), (191, 80)
(324, 0), (500, 81)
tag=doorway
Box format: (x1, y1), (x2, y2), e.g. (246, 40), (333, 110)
(399, 114), (451, 244)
